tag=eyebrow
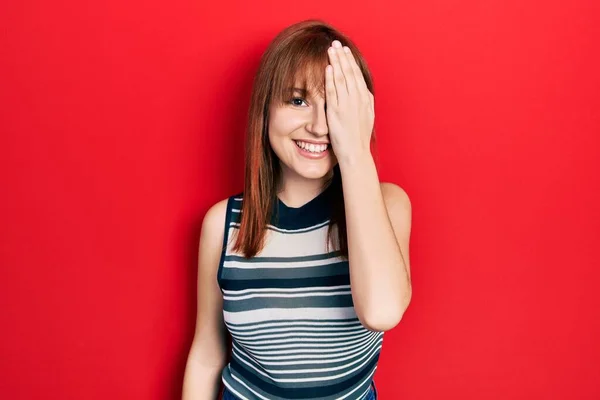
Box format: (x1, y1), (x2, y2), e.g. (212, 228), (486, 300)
(287, 86), (325, 100)
(289, 87), (309, 96)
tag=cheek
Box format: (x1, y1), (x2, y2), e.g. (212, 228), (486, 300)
(268, 110), (299, 149)
(267, 122), (286, 152)
(267, 124), (288, 162)
(268, 133), (294, 165)
(269, 106), (304, 136)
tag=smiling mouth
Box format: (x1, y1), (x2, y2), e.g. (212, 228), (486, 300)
(294, 140), (330, 154)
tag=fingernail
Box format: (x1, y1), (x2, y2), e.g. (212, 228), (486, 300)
(333, 40), (342, 48)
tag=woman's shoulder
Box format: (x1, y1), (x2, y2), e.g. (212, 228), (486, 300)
(201, 192), (243, 235)
(380, 182), (410, 205)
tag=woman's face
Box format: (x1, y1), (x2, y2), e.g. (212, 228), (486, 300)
(268, 85), (338, 182)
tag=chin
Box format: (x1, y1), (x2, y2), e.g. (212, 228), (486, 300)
(298, 155), (339, 178)
(279, 158), (335, 181)
(294, 167), (333, 180)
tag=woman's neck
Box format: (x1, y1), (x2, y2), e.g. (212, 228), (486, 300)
(275, 169), (333, 208)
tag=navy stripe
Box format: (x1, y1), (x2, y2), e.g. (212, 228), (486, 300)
(224, 252), (342, 263)
(225, 317), (360, 330)
(216, 195), (238, 292)
(220, 274), (350, 291)
(223, 294), (355, 312)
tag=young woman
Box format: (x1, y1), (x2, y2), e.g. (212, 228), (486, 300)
(183, 19), (412, 400)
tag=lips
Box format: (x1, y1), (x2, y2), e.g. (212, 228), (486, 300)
(294, 140), (330, 159)
(293, 140), (329, 153)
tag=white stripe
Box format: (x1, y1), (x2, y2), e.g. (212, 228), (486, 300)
(226, 319), (360, 331)
(235, 330), (371, 346)
(265, 219), (330, 233)
(229, 327), (365, 341)
(235, 332), (368, 345)
(223, 256), (344, 269)
(229, 218), (330, 233)
(223, 284), (350, 295)
(225, 223), (338, 258)
(224, 307), (358, 324)
(227, 324), (363, 337)
(224, 290), (351, 301)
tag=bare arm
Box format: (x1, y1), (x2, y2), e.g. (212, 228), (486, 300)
(340, 154), (413, 332)
(182, 199), (229, 400)
(323, 40), (412, 332)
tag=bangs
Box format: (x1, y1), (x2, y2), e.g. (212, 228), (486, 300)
(270, 38), (331, 106)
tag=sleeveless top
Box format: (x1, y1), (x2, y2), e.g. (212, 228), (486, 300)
(216, 184), (384, 400)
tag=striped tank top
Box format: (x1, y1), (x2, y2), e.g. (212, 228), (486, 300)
(217, 184), (384, 400)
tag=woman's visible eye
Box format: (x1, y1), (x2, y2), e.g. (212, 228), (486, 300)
(289, 97), (308, 107)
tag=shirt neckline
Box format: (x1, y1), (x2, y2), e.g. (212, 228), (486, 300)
(272, 183), (333, 228)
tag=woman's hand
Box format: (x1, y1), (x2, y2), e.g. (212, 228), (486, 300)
(325, 40), (375, 165)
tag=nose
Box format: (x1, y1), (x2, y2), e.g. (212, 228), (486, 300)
(306, 103), (329, 137)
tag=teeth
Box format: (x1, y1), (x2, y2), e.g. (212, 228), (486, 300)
(295, 140), (328, 153)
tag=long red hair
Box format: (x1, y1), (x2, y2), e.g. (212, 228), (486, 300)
(232, 19), (378, 258)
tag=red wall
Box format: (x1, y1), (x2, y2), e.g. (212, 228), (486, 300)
(1, 1), (599, 399)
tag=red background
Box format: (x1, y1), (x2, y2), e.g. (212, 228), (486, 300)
(1, 1), (599, 399)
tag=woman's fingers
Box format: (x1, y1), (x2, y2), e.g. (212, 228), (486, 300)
(327, 42), (348, 99)
(334, 43), (357, 95)
(327, 41), (373, 113)
(325, 64), (337, 107)
(342, 46), (370, 100)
